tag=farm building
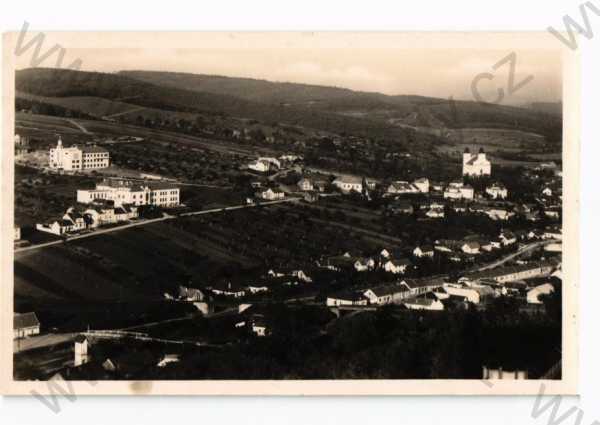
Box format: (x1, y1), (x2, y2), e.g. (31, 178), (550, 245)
(14, 312), (40, 339)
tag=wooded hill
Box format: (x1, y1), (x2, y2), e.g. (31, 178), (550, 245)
(16, 68), (562, 146)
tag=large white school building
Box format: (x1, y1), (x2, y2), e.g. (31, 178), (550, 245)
(49, 137), (110, 171)
(77, 179), (180, 208)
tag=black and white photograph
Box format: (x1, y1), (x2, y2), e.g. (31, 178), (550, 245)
(2, 31), (578, 396)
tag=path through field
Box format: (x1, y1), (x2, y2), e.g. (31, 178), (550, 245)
(103, 106), (147, 120)
(15, 197), (302, 254)
(65, 119), (91, 134)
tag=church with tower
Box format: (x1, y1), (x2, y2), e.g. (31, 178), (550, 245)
(462, 147), (491, 176)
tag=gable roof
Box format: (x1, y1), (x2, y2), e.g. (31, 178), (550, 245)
(404, 297), (437, 306)
(74, 334), (88, 344)
(367, 283), (409, 298)
(147, 182), (179, 191)
(402, 276), (446, 289)
(334, 176), (362, 184)
(80, 145), (108, 154)
(329, 291), (367, 302)
(416, 244), (434, 252)
(389, 181), (416, 191)
(14, 312), (40, 330)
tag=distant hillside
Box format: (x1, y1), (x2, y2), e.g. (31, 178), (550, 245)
(529, 102), (562, 116)
(16, 68), (562, 147)
(119, 70), (562, 139)
(119, 70), (435, 108)
(16, 68), (418, 141)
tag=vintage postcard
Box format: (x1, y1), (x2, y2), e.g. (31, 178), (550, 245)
(1, 32), (579, 395)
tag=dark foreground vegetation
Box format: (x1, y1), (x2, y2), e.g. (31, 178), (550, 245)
(46, 296), (561, 381)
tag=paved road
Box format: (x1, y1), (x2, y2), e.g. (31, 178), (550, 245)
(179, 197), (300, 217)
(120, 313), (204, 332)
(83, 330), (220, 347)
(470, 240), (557, 272)
(13, 332), (79, 353)
(15, 197), (302, 254)
(15, 215), (172, 254)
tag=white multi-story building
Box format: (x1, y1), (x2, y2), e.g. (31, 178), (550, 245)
(463, 148), (491, 176)
(49, 137), (110, 171)
(77, 180), (180, 208)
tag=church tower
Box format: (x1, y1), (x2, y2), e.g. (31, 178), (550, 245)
(477, 147), (486, 161)
(463, 147), (472, 167)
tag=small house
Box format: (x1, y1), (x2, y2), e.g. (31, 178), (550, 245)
(461, 241), (481, 255)
(413, 245), (434, 258)
(297, 178), (314, 191)
(14, 312), (40, 339)
(383, 258), (412, 274)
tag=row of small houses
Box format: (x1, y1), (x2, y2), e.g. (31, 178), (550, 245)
(299, 174), (508, 201)
(176, 243), (559, 303)
(320, 251), (413, 275)
(326, 277), (452, 311)
(390, 198), (549, 222)
(326, 259), (560, 310)
(317, 229), (545, 275)
(36, 203), (139, 236)
(460, 259), (559, 285)
(193, 269), (314, 299)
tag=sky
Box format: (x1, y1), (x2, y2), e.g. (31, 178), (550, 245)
(16, 47), (563, 105)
